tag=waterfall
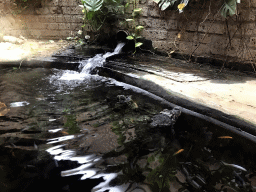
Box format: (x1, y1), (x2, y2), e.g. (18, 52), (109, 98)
(79, 42), (125, 74)
(58, 43), (125, 81)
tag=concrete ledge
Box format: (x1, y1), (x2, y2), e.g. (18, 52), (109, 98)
(98, 65), (256, 138)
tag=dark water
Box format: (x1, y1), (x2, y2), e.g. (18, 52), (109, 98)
(1, 52), (256, 192)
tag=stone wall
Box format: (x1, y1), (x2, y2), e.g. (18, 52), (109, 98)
(0, 0), (83, 39)
(136, 0), (256, 63)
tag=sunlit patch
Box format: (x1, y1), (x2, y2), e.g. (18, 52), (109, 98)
(10, 101), (30, 107)
(54, 150), (76, 161)
(70, 154), (97, 164)
(92, 173), (119, 190)
(46, 135), (77, 144)
(46, 144), (67, 155)
(48, 128), (63, 133)
(62, 165), (98, 180)
(93, 183), (130, 192)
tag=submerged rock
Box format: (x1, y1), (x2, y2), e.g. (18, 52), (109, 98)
(150, 107), (181, 128)
(115, 95), (138, 110)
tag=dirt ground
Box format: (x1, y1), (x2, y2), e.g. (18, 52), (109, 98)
(0, 38), (256, 127)
(0, 38), (72, 62)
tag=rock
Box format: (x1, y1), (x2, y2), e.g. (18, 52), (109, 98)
(150, 107), (181, 128)
(3, 36), (24, 44)
(116, 95), (138, 110)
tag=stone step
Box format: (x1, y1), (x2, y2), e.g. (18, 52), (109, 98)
(0, 132), (46, 146)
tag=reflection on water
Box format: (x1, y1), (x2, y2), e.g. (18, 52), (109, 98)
(0, 47), (256, 191)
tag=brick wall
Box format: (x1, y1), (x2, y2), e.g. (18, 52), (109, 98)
(1, 0), (256, 63)
(135, 0), (256, 62)
(0, 0), (83, 39)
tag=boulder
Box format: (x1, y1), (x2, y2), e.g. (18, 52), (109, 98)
(150, 107), (181, 128)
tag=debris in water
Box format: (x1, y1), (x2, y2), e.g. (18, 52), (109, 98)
(218, 136), (233, 139)
(221, 161), (247, 172)
(173, 149), (184, 156)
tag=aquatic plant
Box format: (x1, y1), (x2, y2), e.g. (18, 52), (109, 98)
(64, 114), (80, 134)
(104, 105), (255, 192)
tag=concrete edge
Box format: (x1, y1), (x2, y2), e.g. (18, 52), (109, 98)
(98, 66), (256, 141)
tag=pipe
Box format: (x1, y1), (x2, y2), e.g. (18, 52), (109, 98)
(116, 30), (129, 43)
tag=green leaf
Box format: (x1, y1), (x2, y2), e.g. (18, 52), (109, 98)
(133, 8), (142, 12)
(86, 11), (95, 20)
(135, 42), (143, 47)
(159, 0), (177, 11)
(125, 18), (134, 21)
(221, 0), (237, 17)
(83, 0), (103, 12)
(153, 0), (161, 3)
(135, 36), (142, 39)
(126, 36), (134, 40)
(160, 1), (171, 11)
(125, 2), (130, 8)
(135, 25), (144, 30)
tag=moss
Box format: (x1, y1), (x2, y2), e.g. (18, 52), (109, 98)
(64, 114), (80, 134)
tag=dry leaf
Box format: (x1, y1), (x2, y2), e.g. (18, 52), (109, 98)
(218, 136), (233, 139)
(178, 3), (186, 11)
(173, 149), (184, 156)
(0, 102), (9, 116)
(0, 102), (6, 109)
(60, 131), (69, 135)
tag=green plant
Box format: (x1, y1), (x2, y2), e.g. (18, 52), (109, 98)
(64, 114), (80, 134)
(221, 0), (237, 17)
(81, 0), (145, 52)
(81, 0), (125, 31)
(153, 0), (240, 17)
(125, 3), (144, 53)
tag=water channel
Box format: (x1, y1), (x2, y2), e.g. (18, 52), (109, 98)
(0, 44), (256, 192)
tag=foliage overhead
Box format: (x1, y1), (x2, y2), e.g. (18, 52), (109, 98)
(83, 0), (104, 11)
(153, 0), (239, 17)
(81, 0), (124, 31)
(221, 0), (237, 17)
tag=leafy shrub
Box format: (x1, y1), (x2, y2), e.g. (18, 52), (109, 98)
(81, 0), (126, 31)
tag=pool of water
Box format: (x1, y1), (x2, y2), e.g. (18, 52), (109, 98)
(0, 47), (256, 192)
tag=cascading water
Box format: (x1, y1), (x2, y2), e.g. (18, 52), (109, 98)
(59, 43), (125, 81)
